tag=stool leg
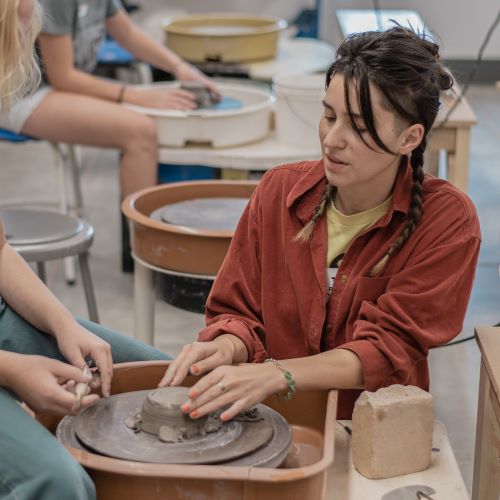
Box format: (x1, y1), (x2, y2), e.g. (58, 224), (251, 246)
(51, 142), (77, 284)
(134, 259), (155, 345)
(68, 145), (84, 217)
(36, 262), (47, 284)
(78, 252), (99, 323)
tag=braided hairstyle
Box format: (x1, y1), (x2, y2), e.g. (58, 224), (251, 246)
(295, 25), (453, 276)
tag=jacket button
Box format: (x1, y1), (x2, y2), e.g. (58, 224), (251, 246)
(340, 274), (348, 284)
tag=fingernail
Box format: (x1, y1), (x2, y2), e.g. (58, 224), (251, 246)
(181, 403), (190, 413)
(190, 410), (199, 418)
(189, 390), (198, 398)
(191, 366), (199, 375)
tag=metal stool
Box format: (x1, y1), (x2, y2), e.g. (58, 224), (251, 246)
(0, 128), (85, 283)
(1, 207), (99, 323)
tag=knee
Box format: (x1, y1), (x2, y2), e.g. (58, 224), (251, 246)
(124, 115), (157, 152)
(36, 452), (96, 500)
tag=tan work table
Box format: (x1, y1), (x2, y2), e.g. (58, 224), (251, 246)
(472, 326), (500, 499)
(426, 89), (478, 193)
(326, 420), (469, 499)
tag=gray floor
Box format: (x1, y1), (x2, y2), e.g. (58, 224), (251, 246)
(0, 84), (499, 494)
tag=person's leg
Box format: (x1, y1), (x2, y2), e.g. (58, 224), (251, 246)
(0, 387), (95, 500)
(0, 300), (170, 362)
(21, 90), (158, 198)
(77, 317), (172, 363)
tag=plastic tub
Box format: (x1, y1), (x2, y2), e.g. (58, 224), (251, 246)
(125, 82), (274, 148)
(122, 180), (258, 275)
(162, 14), (287, 63)
(38, 361), (337, 500)
(274, 73), (326, 148)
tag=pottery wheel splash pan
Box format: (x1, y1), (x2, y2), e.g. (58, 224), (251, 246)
(57, 390), (291, 467)
(124, 82), (274, 148)
(150, 197), (248, 232)
(162, 14), (287, 63)
(122, 181), (258, 275)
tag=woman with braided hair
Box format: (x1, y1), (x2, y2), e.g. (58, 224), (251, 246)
(161, 26), (481, 421)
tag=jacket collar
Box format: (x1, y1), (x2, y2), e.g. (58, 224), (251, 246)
(287, 158), (413, 225)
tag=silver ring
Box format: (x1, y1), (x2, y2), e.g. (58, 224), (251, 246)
(217, 382), (226, 392)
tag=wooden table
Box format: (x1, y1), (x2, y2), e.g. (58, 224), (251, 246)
(426, 89), (478, 193)
(327, 420), (469, 499)
(473, 326), (500, 500)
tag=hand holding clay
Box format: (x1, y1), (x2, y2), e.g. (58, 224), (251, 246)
(180, 362), (287, 422)
(158, 335), (246, 388)
(54, 321), (113, 397)
(124, 87), (197, 110)
(174, 62), (221, 101)
(6, 354), (98, 416)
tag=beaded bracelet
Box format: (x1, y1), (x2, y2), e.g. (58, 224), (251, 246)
(265, 358), (296, 401)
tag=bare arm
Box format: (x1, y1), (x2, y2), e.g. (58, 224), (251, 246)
(38, 30), (204, 108)
(0, 243), (113, 395)
(105, 10), (183, 76)
(0, 243), (75, 337)
(280, 348), (364, 391)
(106, 11), (218, 95)
(39, 33), (124, 101)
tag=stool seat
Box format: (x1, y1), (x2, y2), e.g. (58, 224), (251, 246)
(1, 207), (99, 323)
(1, 208), (83, 245)
(0, 128), (36, 143)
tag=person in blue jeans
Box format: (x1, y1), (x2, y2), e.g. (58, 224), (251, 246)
(0, 3), (169, 498)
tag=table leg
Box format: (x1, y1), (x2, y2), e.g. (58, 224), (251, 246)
(134, 259), (155, 345)
(424, 149), (440, 177)
(472, 360), (500, 499)
(447, 128), (470, 192)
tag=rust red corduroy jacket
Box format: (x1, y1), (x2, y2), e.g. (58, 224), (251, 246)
(198, 159), (481, 418)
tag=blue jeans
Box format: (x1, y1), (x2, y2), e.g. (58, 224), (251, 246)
(0, 300), (171, 500)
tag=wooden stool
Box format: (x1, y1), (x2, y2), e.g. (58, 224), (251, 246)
(1, 207), (99, 323)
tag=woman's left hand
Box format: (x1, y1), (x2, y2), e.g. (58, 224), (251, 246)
(181, 362), (287, 422)
(54, 321), (113, 397)
(174, 62), (221, 100)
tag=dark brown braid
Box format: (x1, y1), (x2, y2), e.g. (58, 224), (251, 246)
(294, 25), (452, 274)
(369, 141), (426, 276)
(294, 184), (335, 242)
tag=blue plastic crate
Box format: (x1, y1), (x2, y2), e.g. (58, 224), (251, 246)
(158, 163), (217, 183)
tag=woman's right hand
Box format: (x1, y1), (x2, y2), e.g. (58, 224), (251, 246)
(6, 354), (98, 416)
(123, 87), (197, 110)
(159, 335), (245, 387)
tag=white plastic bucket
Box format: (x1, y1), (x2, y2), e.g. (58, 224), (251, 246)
(274, 73), (326, 148)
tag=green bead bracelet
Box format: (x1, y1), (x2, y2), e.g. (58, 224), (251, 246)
(265, 358), (296, 401)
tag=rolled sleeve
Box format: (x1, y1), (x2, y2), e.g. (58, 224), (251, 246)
(198, 317), (268, 362)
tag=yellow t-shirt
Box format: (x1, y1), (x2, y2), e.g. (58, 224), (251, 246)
(326, 196), (392, 295)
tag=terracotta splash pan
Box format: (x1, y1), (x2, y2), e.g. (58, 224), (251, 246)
(122, 180), (258, 276)
(38, 361), (337, 500)
(163, 14), (287, 63)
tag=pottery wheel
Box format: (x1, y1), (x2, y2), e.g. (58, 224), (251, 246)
(150, 198), (248, 231)
(57, 390), (290, 466)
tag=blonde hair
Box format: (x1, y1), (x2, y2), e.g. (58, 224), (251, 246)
(0, 0), (42, 111)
